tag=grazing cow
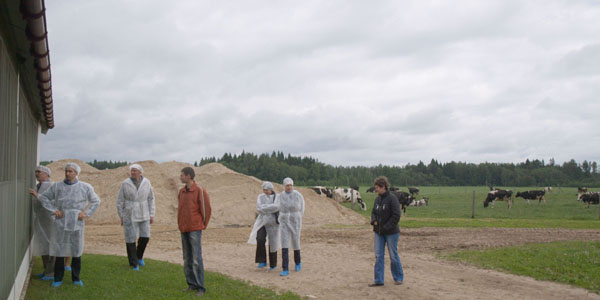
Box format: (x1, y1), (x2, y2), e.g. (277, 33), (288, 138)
(408, 187), (419, 196)
(578, 187), (588, 193)
(516, 190), (546, 204)
(409, 197), (428, 207)
(544, 186), (553, 193)
(578, 192), (600, 208)
(311, 186), (333, 198)
(391, 191), (414, 215)
(333, 188), (366, 211)
(484, 189), (512, 208)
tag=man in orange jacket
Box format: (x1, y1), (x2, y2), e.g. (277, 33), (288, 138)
(178, 167), (211, 296)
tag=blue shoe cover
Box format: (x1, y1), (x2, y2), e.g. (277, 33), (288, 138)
(295, 263), (302, 272)
(35, 273), (44, 278)
(138, 259), (145, 266)
(65, 266), (72, 271)
(133, 266), (139, 271)
(52, 281), (62, 287)
(41, 276), (54, 281)
(73, 280), (84, 286)
(257, 262), (267, 268)
(269, 266), (277, 271)
(280, 270), (289, 276)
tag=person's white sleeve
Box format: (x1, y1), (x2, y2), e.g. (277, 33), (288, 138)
(300, 193), (305, 215)
(116, 183), (125, 218)
(258, 195), (279, 214)
(38, 183), (57, 213)
(148, 184), (156, 218)
(85, 185), (101, 217)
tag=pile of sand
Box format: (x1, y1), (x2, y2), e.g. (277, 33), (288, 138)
(46, 159), (366, 227)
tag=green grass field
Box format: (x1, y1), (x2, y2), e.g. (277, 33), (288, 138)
(444, 241), (600, 294)
(338, 186), (600, 228)
(26, 255), (301, 300)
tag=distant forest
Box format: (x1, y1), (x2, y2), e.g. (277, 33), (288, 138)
(196, 151), (600, 187)
(41, 153), (600, 187)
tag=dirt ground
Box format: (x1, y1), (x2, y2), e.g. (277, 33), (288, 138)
(85, 224), (600, 300)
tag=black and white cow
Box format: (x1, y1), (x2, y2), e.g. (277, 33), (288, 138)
(484, 189), (512, 208)
(408, 187), (419, 196)
(311, 186), (333, 198)
(578, 192), (600, 208)
(391, 191), (415, 215)
(409, 197), (428, 207)
(544, 186), (553, 193)
(578, 187), (588, 193)
(515, 190), (546, 204)
(333, 188), (366, 211)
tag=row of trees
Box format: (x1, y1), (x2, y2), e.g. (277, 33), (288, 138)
(40, 160), (129, 170)
(195, 151), (600, 187)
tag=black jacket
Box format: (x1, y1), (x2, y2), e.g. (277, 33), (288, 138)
(371, 190), (400, 235)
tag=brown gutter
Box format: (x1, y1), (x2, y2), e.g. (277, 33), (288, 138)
(20, 0), (54, 129)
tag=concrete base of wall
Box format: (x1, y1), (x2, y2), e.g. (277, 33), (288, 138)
(7, 243), (32, 300)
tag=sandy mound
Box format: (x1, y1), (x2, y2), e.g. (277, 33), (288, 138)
(46, 160), (366, 227)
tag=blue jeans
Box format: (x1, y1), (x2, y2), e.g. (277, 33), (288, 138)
(181, 231), (205, 292)
(374, 232), (404, 284)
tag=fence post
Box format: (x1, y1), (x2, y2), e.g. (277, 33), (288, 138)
(472, 190), (476, 219)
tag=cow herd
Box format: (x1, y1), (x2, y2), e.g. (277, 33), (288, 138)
(312, 185), (599, 212)
(484, 186), (599, 209)
(311, 185), (428, 214)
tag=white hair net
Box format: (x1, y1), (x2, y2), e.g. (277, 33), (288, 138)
(261, 181), (274, 191)
(283, 177), (294, 186)
(129, 163), (143, 173)
(64, 162), (81, 174)
(36, 165), (51, 176)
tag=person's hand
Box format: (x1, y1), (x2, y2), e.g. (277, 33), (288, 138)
(53, 210), (63, 218)
(29, 188), (38, 198)
(150, 217), (154, 224)
(78, 211), (88, 220)
(373, 221), (378, 226)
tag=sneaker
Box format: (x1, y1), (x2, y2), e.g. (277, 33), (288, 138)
(73, 280), (84, 286)
(51, 281), (63, 287)
(368, 283), (384, 287)
(196, 290), (205, 296)
(257, 262), (267, 268)
(65, 266), (72, 271)
(280, 270), (289, 276)
(394, 280), (403, 285)
(269, 266), (277, 271)
(133, 266), (139, 271)
(41, 276), (54, 281)
(138, 259), (145, 266)
(295, 263), (302, 272)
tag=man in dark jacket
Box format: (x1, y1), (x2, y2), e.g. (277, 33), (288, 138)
(369, 176), (404, 287)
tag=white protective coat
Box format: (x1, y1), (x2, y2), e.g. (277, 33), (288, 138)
(32, 180), (53, 256)
(247, 193), (280, 251)
(278, 190), (304, 250)
(117, 177), (155, 242)
(38, 181), (101, 257)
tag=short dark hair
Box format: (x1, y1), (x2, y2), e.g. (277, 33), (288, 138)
(181, 167), (195, 180)
(373, 176), (389, 189)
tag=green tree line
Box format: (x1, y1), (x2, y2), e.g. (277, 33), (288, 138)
(195, 151), (600, 187)
(40, 160), (129, 170)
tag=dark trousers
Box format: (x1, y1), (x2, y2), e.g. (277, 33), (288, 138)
(54, 256), (81, 282)
(281, 248), (301, 271)
(126, 237), (150, 267)
(42, 255), (55, 276)
(255, 226), (277, 268)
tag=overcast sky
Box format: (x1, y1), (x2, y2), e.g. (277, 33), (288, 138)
(40, 0), (600, 167)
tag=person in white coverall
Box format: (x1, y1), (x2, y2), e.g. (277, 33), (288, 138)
(277, 177), (304, 276)
(248, 181), (280, 270)
(29, 165), (55, 280)
(116, 163), (156, 270)
(38, 162), (101, 287)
